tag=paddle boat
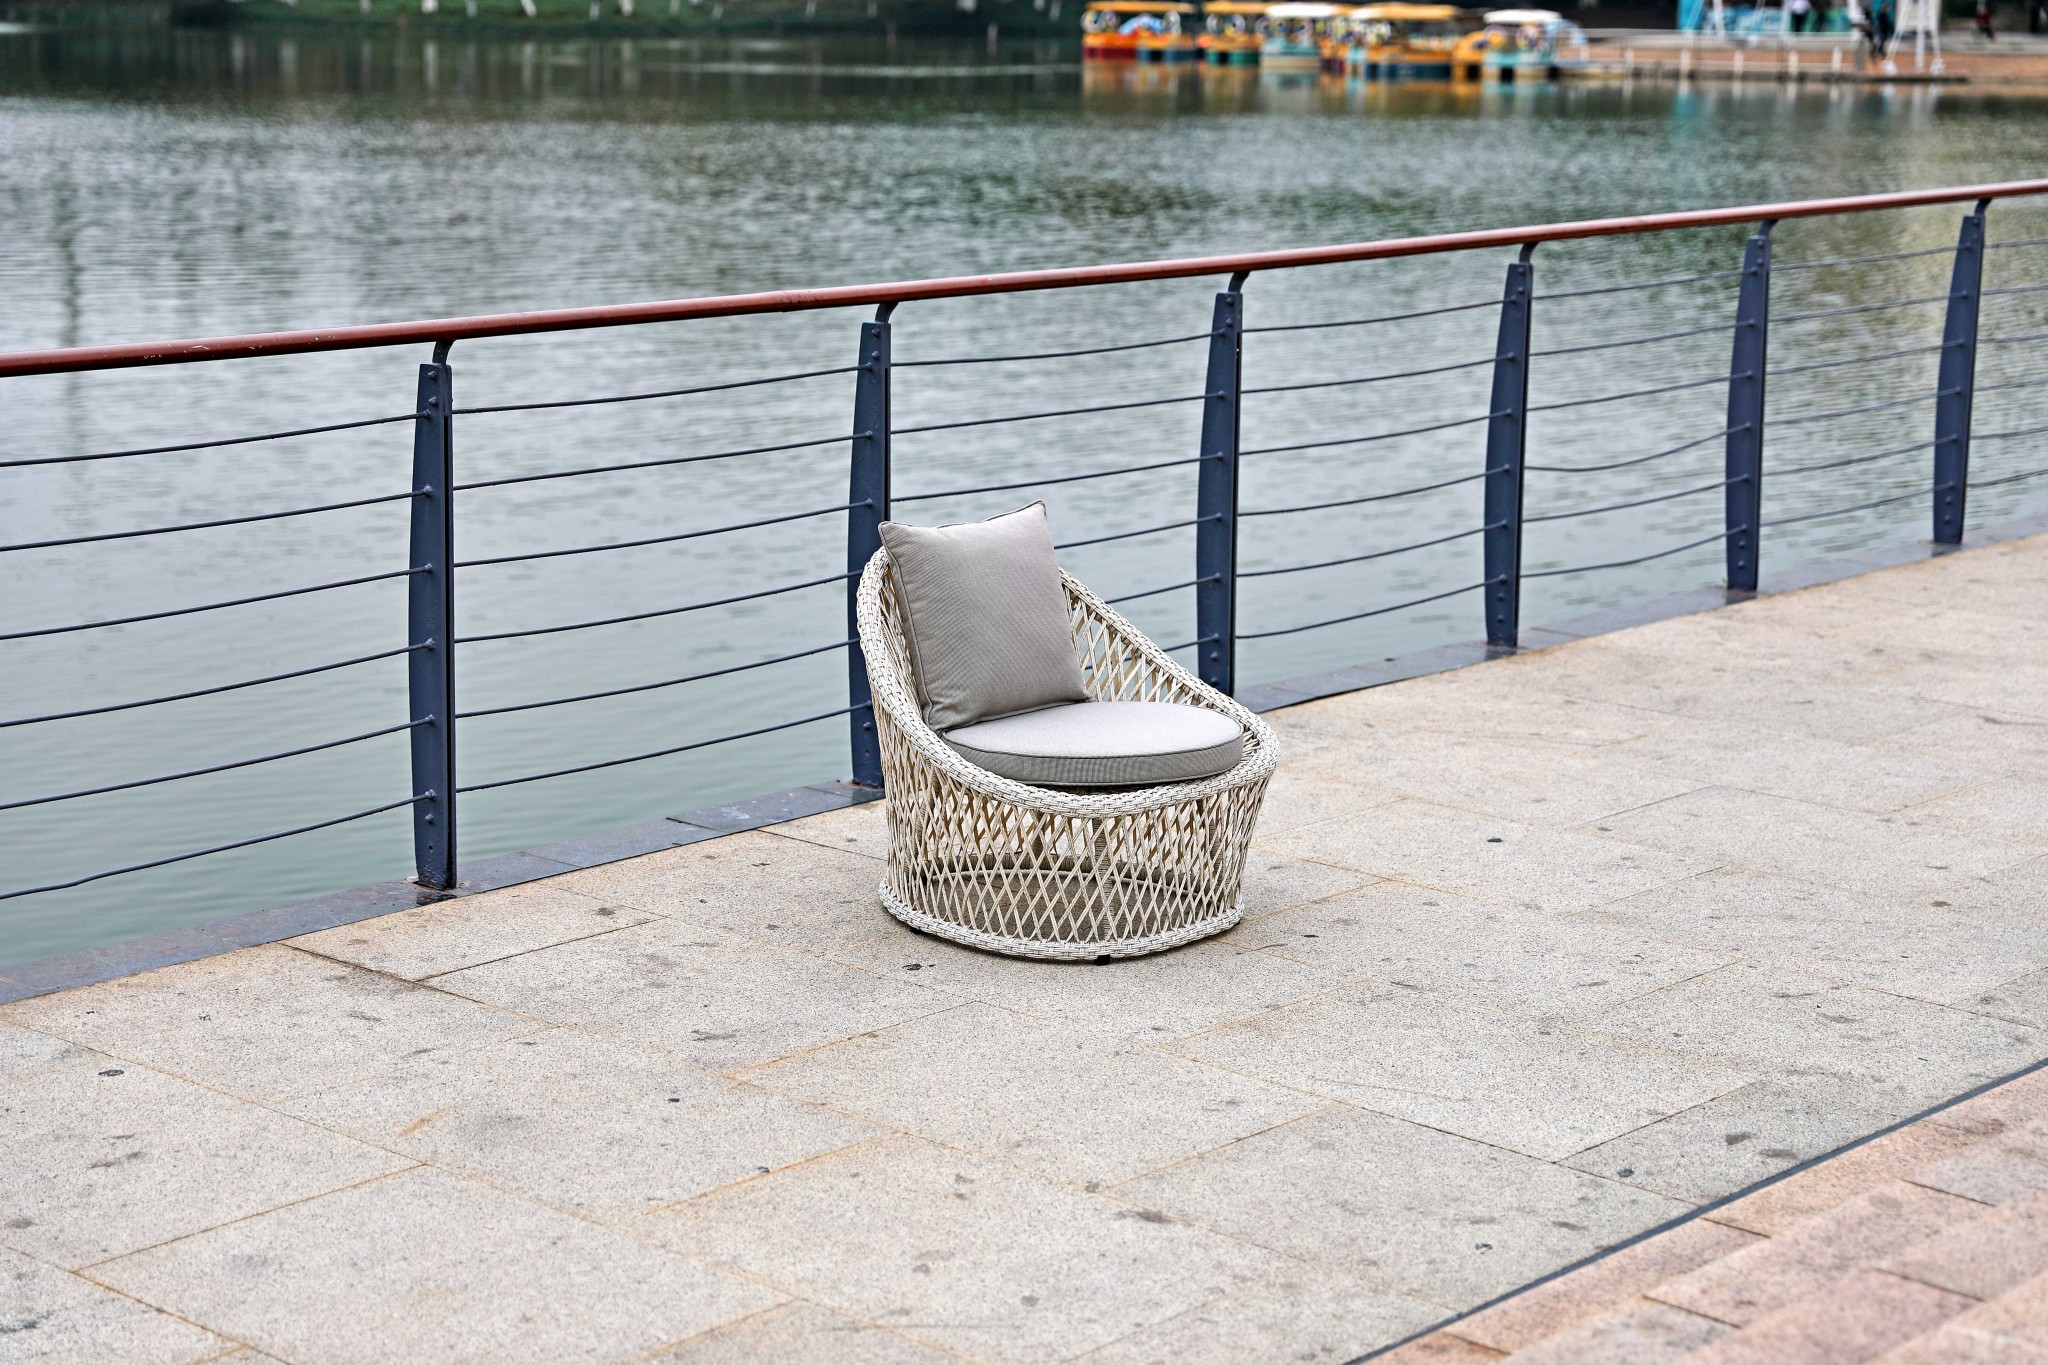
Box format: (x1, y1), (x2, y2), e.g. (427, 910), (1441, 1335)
(1200, 0), (1272, 63)
(1081, 0), (1199, 61)
(1261, 2), (1340, 71)
(1342, 3), (1482, 78)
(1470, 7), (1590, 80)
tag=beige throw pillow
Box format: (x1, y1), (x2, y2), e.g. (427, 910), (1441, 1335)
(877, 502), (1091, 732)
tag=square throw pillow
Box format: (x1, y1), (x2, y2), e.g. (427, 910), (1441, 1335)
(877, 502), (1091, 732)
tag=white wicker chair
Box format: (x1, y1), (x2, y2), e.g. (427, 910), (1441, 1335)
(856, 548), (1279, 960)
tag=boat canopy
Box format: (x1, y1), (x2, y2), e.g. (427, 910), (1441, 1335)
(1267, 2), (1342, 16)
(1482, 7), (1563, 20)
(1351, 2), (1463, 18)
(1084, 0), (1197, 12)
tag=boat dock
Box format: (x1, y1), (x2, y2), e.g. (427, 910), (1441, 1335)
(5, 531), (2046, 1363)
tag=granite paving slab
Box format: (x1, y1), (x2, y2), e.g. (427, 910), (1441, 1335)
(742, 1001), (1320, 1186)
(90, 1166), (780, 1365)
(0, 1246), (238, 1364)
(0, 1054), (410, 1269)
(6, 533), (2048, 1362)
(280, 1027), (880, 1222)
(288, 877), (660, 981)
(644, 1134), (1280, 1365)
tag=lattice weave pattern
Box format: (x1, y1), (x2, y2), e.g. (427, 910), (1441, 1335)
(856, 550), (1278, 960)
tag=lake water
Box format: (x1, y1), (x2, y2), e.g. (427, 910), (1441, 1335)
(3, 22), (2045, 962)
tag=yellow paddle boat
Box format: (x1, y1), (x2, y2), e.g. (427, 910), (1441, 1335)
(1200, 0), (1272, 63)
(1343, 3), (1481, 78)
(1082, 0), (1199, 62)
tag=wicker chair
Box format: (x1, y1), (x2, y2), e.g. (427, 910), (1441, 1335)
(855, 548), (1279, 960)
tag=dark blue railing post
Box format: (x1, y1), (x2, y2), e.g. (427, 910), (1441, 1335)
(1934, 200), (1989, 546)
(1196, 272), (1247, 695)
(1725, 222), (1773, 594)
(1483, 244), (1535, 648)
(847, 304), (893, 789)
(408, 342), (458, 890)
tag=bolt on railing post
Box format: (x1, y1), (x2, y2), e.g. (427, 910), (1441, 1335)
(1725, 222), (1773, 594)
(1933, 200), (1989, 546)
(1483, 244), (1535, 649)
(1196, 273), (1246, 695)
(846, 304), (893, 789)
(408, 342), (458, 890)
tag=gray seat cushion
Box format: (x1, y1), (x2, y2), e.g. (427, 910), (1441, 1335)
(878, 502), (1091, 732)
(942, 701), (1245, 788)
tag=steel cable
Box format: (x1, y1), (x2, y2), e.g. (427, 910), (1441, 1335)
(1769, 439), (1931, 479)
(1770, 390), (1945, 428)
(460, 706), (856, 793)
(1243, 468), (1499, 519)
(1244, 297), (1500, 334)
(1106, 578), (1207, 605)
(1528, 426), (1739, 474)
(1776, 245), (1962, 271)
(1769, 343), (1945, 376)
(1242, 355), (1495, 395)
(1971, 466), (2048, 489)
(1056, 517), (1212, 551)
(0, 644), (426, 729)
(0, 795), (426, 902)
(1524, 529), (1735, 579)
(1531, 320), (1733, 358)
(891, 391), (1214, 437)
(0, 719), (429, 813)
(1974, 421), (2048, 444)
(1773, 295), (1948, 325)
(455, 502), (858, 569)
(1240, 525), (1490, 579)
(1524, 475), (1739, 524)
(0, 413), (417, 469)
(453, 366), (857, 416)
(455, 432), (854, 491)
(456, 570), (852, 645)
(1764, 486), (1934, 528)
(894, 332), (1216, 367)
(0, 490), (421, 554)
(1538, 268), (1745, 300)
(0, 568), (423, 642)
(1529, 372), (1734, 413)
(1243, 410), (1497, 459)
(1238, 580), (1492, 641)
(894, 456), (1203, 506)
(458, 640), (852, 720)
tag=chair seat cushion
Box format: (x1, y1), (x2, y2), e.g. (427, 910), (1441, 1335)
(941, 701), (1245, 788)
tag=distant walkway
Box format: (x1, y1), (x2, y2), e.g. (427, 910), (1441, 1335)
(4, 534), (2047, 1364)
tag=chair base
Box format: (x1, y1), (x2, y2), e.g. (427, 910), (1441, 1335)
(878, 877), (1243, 961)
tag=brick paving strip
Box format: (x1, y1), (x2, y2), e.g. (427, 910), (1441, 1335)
(1376, 1062), (2048, 1363)
(2, 532), (2046, 1363)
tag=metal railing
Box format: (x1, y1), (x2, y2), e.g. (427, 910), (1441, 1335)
(3, 178), (2045, 908)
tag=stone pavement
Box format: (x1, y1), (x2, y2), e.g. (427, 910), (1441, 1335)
(3, 532), (2047, 1364)
(1383, 1064), (2048, 1363)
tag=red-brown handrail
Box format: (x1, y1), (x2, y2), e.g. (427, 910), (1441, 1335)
(3, 179), (2044, 378)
